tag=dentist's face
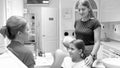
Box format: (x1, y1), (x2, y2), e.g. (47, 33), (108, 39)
(20, 25), (29, 43)
(78, 5), (89, 18)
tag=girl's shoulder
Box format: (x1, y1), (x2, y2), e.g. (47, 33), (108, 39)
(64, 56), (72, 62)
(62, 56), (72, 68)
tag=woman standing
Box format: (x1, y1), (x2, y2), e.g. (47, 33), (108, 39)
(1, 16), (35, 68)
(74, 0), (101, 66)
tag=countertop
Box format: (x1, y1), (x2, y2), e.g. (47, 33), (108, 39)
(101, 40), (120, 49)
(35, 53), (54, 68)
(100, 40), (120, 58)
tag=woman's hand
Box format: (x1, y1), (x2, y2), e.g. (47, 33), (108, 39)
(85, 55), (93, 66)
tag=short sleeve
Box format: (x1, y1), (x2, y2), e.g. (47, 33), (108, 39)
(93, 19), (101, 30)
(23, 51), (35, 68)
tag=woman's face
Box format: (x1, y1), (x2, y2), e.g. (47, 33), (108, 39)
(21, 25), (29, 42)
(68, 43), (81, 60)
(78, 5), (89, 18)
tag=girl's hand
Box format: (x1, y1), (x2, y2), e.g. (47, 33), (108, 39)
(85, 55), (93, 66)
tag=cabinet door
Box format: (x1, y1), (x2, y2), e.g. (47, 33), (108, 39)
(41, 7), (59, 53)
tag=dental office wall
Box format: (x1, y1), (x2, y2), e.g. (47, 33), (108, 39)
(0, 0), (6, 28)
(0, 0), (24, 46)
(100, 0), (120, 22)
(100, 0), (120, 41)
(0, 0), (24, 27)
(59, 0), (76, 51)
(26, 0), (59, 52)
(6, 0), (24, 19)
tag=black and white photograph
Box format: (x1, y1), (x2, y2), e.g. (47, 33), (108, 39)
(0, 0), (120, 68)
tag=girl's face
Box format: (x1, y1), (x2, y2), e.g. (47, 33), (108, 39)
(78, 5), (89, 19)
(68, 43), (81, 60)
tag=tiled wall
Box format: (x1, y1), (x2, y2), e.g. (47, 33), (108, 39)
(101, 21), (120, 41)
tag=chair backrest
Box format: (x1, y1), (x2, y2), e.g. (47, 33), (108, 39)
(51, 49), (67, 68)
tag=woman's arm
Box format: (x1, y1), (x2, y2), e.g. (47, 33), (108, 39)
(91, 27), (101, 56)
(85, 27), (101, 66)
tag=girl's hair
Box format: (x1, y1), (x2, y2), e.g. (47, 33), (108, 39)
(0, 16), (27, 40)
(63, 36), (76, 48)
(72, 39), (86, 59)
(75, 0), (95, 18)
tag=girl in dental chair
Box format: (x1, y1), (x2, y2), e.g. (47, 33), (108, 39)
(61, 39), (90, 68)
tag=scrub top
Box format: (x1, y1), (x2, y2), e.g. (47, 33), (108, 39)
(7, 41), (35, 68)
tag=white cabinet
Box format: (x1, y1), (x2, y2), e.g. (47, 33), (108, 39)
(41, 7), (59, 53)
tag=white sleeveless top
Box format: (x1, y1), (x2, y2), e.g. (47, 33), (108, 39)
(62, 56), (90, 68)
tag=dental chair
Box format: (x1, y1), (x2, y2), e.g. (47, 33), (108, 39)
(51, 49), (68, 68)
